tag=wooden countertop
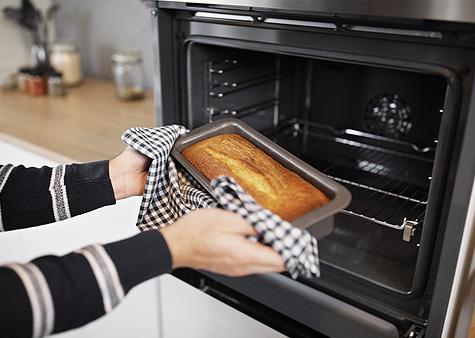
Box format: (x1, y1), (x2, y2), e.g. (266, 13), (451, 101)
(0, 78), (155, 162)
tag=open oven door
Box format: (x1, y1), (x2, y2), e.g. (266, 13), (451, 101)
(172, 269), (401, 338)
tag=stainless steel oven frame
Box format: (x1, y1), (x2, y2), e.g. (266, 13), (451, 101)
(145, 1), (475, 337)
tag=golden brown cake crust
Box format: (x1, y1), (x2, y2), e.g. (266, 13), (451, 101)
(182, 133), (330, 221)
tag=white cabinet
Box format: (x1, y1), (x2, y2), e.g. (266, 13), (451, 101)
(159, 274), (286, 338)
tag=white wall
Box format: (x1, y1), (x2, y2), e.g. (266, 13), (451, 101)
(53, 0), (154, 88)
(0, 0), (55, 71)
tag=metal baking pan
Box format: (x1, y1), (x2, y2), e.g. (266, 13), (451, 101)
(171, 118), (352, 239)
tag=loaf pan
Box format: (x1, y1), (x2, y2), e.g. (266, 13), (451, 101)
(171, 118), (352, 239)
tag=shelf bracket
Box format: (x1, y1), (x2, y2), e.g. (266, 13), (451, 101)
(403, 218), (418, 242)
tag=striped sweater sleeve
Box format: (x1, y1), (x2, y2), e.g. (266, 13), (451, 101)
(0, 161), (116, 232)
(0, 230), (172, 338)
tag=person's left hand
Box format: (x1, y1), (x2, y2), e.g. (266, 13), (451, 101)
(109, 146), (151, 200)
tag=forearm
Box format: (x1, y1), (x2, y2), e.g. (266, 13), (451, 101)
(0, 161), (116, 231)
(0, 230), (172, 338)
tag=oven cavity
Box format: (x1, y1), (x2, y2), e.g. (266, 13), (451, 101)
(186, 43), (448, 294)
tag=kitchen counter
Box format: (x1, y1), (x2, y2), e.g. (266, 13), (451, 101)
(0, 78), (155, 162)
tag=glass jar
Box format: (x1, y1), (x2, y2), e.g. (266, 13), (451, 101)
(111, 50), (145, 100)
(0, 70), (17, 91)
(17, 67), (32, 92)
(48, 71), (67, 97)
(50, 42), (82, 86)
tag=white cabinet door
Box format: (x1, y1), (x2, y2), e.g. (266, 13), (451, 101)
(159, 274), (287, 338)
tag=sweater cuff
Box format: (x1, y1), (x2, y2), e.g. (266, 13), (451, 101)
(104, 230), (172, 292)
(65, 161), (116, 217)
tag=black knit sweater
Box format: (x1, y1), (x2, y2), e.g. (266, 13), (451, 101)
(0, 161), (172, 338)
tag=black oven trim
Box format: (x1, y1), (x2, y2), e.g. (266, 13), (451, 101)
(180, 34), (462, 299)
(156, 2), (475, 49)
(155, 0), (475, 26)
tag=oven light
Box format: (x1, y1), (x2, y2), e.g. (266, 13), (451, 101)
(357, 160), (389, 175)
(263, 18), (337, 30)
(347, 25), (442, 39)
(194, 12), (254, 22)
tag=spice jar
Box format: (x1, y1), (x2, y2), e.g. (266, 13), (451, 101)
(17, 67), (32, 92)
(48, 71), (67, 97)
(0, 70), (17, 91)
(28, 68), (47, 96)
(111, 50), (146, 100)
(50, 42), (82, 86)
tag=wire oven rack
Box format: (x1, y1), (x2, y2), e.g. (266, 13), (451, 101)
(268, 120), (434, 236)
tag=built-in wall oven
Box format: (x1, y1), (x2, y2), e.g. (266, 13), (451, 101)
(145, 1), (475, 336)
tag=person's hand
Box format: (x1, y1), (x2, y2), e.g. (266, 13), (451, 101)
(160, 208), (285, 277)
(109, 146), (151, 200)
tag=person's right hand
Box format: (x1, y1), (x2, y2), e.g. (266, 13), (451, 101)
(160, 208), (285, 277)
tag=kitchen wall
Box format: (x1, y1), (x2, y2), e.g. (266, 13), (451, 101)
(53, 0), (154, 88)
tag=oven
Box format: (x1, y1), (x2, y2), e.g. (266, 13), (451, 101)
(145, 1), (475, 336)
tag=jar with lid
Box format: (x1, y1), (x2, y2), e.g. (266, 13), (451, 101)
(50, 41), (82, 86)
(111, 50), (146, 100)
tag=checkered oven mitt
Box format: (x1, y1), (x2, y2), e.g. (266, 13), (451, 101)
(121, 125), (320, 279)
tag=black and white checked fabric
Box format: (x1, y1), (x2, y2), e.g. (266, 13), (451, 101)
(121, 126), (216, 228)
(121, 126), (320, 279)
(212, 176), (320, 279)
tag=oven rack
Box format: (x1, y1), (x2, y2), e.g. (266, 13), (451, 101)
(339, 182), (427, 231)
(309, 158), (427, 232)
(269, 120), (433, 237)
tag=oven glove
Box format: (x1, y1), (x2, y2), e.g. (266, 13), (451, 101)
(121, 125), (320, 279)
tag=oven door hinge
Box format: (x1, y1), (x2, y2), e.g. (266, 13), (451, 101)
(403, 323), (425, 338)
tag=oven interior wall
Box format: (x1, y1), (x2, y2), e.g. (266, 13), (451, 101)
(187, 43), (448, 294)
